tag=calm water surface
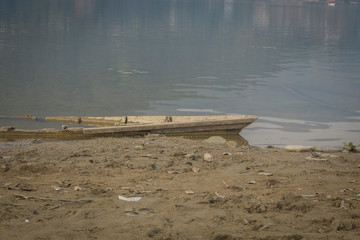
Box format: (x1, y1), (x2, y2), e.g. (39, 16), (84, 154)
(0, 0), (359, 147)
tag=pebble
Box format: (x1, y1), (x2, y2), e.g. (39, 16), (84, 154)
(32, 139), (44, 144)
(284, 145), (314, 152)
(203, 153), (214, 162)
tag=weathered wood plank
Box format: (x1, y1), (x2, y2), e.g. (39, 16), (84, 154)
(45, 116), (81, 124)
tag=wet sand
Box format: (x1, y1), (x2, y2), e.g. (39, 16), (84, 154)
(0, 136), (359, 239)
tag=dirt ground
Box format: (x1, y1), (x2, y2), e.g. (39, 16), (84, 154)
(0, 135), (359, 240)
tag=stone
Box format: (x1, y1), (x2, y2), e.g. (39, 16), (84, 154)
(203, 136), (227, 144)
(0, 126), (15, 132)
(32, 139), (44, 144)
(203, 153), (214, 162)
(284, 145), (314, 152)
(226, 141), (238, 148)
(1, 164), (9, 172)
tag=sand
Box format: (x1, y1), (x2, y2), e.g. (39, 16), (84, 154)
(0, 135), (359, 239)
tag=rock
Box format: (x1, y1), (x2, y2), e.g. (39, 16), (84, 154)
(284, 145), (314, 152)
(222, 152), (232, 156)
(0, 126), (15, 132)
(32, 139), (44, 144)
(185, 153), (195, 159)
(203, 136), (227, 144)
(1, 164), (9, 172)
(226, 141), (238, 148)
(203, 153), (214, 162)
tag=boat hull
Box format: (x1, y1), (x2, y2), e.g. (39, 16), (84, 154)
(1, 115), (258, 140)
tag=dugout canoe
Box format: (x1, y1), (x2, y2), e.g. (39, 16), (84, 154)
(46, 115), (258, 134)
(1, 115), (258, 139)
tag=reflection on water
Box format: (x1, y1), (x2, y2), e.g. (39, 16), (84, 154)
(0, 0), (359, 147)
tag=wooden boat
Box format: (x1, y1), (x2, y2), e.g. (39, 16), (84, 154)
(0, 115), (258, 139)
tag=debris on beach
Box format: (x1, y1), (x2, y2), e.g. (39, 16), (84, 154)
(305, 156), (328, 161)
(215, 192), (226, 199)
(192, 167), (200, 173)
(301, 194), (317, 198)
(258, 172), (273, 176)
(118, 195), (142, 202)
(185, 190), (194, 195)
(51, 185), (61, 191)
(305, 152), (339, 161)
(0, 135), (359, 239)
(284, 145), (314, 152)
(74, 186), (83, 191)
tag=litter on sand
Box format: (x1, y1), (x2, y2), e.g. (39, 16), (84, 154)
(118, 195), (142, 202)
(258, 172), (273, 176)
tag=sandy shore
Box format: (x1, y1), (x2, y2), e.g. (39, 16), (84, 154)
(0, 135), (359, 239)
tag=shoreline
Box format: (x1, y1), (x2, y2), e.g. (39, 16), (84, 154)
(1, 135), (359, 239)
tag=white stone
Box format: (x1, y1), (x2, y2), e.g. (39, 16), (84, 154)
(203, 152), (214, 162)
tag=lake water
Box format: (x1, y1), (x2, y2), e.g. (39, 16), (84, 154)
(0, 0), (359, 147)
